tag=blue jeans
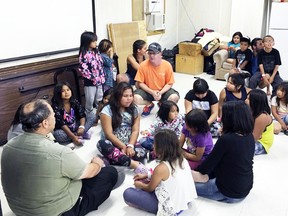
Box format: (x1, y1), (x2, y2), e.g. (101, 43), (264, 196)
(249, 71), (283, 96)
(139, 136), (154, 151)
(195, 178), (245, 203)
(123, 187), (158, 214)
(255, 141), (267, 155)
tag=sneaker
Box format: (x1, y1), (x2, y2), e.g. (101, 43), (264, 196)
(134, 163), (148, 175)
(141, 103), (155, 117)
(241, 71), (251, 78)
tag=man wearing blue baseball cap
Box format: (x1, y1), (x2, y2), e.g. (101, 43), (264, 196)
(134, 42), (180, 117)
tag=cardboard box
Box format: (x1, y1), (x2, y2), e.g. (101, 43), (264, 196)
(179, 42), (202, 56)
(176, 54), (204, 75)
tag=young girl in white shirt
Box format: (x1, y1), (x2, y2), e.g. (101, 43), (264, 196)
(123, 129), (197, 215)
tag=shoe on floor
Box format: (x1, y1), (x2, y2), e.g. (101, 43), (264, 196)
(241, 71), (251, 78)
(141, 103), (155, 117)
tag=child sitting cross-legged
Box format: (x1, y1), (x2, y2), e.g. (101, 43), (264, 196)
(97, 82), (149, 174)
(123, 129), (197, 215)
(52, 82), (95, 146)
(139, 100), (185, 151)
(179, 109), (214, 170)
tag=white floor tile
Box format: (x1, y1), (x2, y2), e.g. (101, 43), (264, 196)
(1, 72), (288, 216)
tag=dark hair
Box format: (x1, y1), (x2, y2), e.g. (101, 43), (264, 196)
(79, 31), (98, 56)
(157, 101), (179, 123)
(230, 31), (243, 44)
(228, 73), (246, 92)
(20, 99), (51, 132)
(240, 36), (251, 46)
(103, 88), (113, 101)
(248, 89), (271, 118)
(51, 82), (75, 108)
(98, 88), (114, 114)
(193, 78), (209, 94)
(10, 103), (24, 129)
(154, 129), (184, 174)
(98, 39), (112, 53)
(251, 37), (262, 47)
(109, 82), (135, 130)
(222, 101), (253, 135)
(276, 81), (288, 107)
(263, 35), (274, 42)
(185, 109), (210, 133)
(132, 39), (146, 59)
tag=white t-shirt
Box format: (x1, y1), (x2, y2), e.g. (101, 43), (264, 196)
(155, 159), (197, 216)
(271, 96), (288, 119)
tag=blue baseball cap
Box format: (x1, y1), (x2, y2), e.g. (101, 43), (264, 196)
(147, 42), (162, 53)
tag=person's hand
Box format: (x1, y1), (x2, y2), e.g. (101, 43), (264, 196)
(191, 170), (209, 183)
(121, 146), (127, 154)
(126, 146), (135, 158)
(72, 136), (83, 146)
(262, 76), (270, 86)
(281, 122), (287, 131)
(108, 48), (114, 58)
(134, 180), (146, 189)
(152, 90), (161, 101)
(133, 173), (148, 181)
(269, 76), (274, 84)
(182, 151), (189, 159)
(77, 127), (84, 136)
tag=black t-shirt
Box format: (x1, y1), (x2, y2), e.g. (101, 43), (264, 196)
(234, 49), (253, 74)
(184, 89), (218, 119)
(258, 48), (281, 74)
(196, 132), (255, 198)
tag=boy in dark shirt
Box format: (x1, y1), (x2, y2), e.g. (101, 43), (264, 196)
(249, 35), (283, 96)
(231, 36), (253, 76)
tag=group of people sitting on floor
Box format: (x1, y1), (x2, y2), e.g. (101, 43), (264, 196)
(2, 31), (288, 216)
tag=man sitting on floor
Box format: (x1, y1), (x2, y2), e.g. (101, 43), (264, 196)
(133, 42), (180, 116)
(1, 99), (118, 216)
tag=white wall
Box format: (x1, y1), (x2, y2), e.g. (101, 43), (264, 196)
(146, 0), (178, 49)
(230, 0), (265, 39)
(95, 0), (178, 51)
(269, 2), (288, 81)
(176, 0), (264, 43)
(95, 0), (132, 40)
(177, 0), (232, 42)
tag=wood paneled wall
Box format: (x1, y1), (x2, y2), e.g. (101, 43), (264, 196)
(0, 55), (83, 145)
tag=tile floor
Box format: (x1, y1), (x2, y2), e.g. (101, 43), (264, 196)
(1, 72), (288, 216)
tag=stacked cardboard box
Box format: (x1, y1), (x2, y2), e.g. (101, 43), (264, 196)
(176, 42), (204, 75)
